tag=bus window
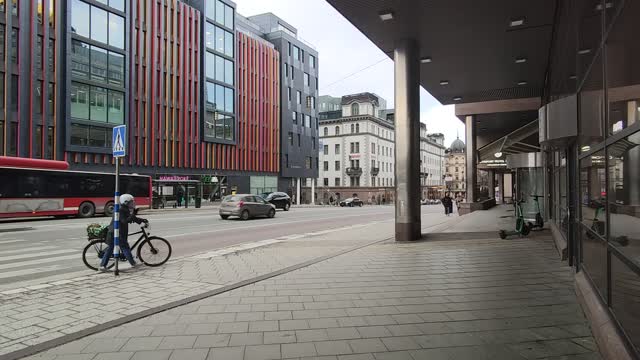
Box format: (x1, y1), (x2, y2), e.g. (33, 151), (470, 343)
(0, 169), (19, 198)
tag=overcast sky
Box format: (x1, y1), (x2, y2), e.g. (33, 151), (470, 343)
(235, 0), (466, 147)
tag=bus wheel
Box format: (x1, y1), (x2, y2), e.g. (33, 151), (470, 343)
(104, 202), (114, 217)
(78, 202), (96, 218)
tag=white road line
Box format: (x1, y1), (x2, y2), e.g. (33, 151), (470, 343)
(1, 245), (58, 255)
(0, 254), (80, 270)
(0, 264), (66, 279)
(0, 239), (28, 244)
(0, 249), (75, 262)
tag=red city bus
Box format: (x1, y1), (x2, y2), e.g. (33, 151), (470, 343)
(0, 157), (152, 219)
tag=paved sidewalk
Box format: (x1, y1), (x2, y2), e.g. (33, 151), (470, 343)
(17, 230), (600, 360)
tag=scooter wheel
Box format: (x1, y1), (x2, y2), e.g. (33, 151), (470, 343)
(522, 224), (531, 236)
(499, 230), (507, 239)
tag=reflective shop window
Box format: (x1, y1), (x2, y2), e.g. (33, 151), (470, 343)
(580, 150), (607, 238)
(205, 22), (215, 49)
(108, 52), (124, 86)
(611, 254), (640, 352)
(579, 53), (605, 152)
(606, 0), (640, 135)
(608, 131), (640, 254)
(70, 82), (90, 119)
(205, 52), (215, 79)
(90, 45), (108, 82)
(90, 86), (108, 122)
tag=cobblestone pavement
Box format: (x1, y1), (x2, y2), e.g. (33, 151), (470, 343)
(19, 232), (601, 360)
(0, 220), (395, 357)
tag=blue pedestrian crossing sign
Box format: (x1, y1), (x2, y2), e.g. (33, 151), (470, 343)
(112, 125), (126, 157)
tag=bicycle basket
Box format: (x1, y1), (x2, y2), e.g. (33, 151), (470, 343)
(86, 223), (109, 240)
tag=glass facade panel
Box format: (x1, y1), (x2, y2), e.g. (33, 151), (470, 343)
(608, 132), (640, 254)
(215, 25), (224, 54)
(71, 0), (90, 38)
(35, 36), (43, 70)
(48, 39), (55, 73)
(224, 30), (233, 57)
(90, 45), (108, 82)
(225, 87), (233, 113)
(10, 75), (17, 112)
(71, 82), (88, 118)
(215, 84), (224, 112)
(611, 254), (640, 352)
(108, 13), (125, 49)
(0, 25), (4, 62)
(110, 0), (124, 12)
(48, 82), (54, 115)
(580, 150), (607, 237)
(215, 0), (224, 26)
(89, 126), (108, 147)
(46, 126), (53, 159)
(35, 81), (43, 114)
(108, 52), (124, 86)
(8, 121), (16, 155)
(214, 54), (223, 81)
(90, 86), (107, 122)
(70, 123), (90, 146)
(206, 51), (215, 79)
(90, 6), (108, 44)
(10, 28), (17, 64)
(224, 4), (233, 29)
(224, 116), (233, 140)
(71, 40), (90, 80)
(108, 90), (124, 124)
(205, 22), (215, 49)
(224, 58), (233, 85)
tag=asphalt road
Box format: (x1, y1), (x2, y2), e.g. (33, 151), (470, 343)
(0, 205), (449, 289)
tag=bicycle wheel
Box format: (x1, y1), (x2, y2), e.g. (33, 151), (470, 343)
(137, 236), (172, 267)
(82, 239), (115, 271)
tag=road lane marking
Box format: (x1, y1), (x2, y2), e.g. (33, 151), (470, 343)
(0, 239), (28, 244)
(0, 249), (74, 262)
(1, 245), (58, 255)
(0, 254), (80, 270)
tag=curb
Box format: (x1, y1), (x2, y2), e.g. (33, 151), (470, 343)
(0, 236), (392, 360)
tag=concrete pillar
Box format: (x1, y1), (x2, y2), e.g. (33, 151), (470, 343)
(465, 116), (477, 202)
(394, 38), (421, 241)
(311, 179), (315, 205)
(296, 178), (301, 205)
(488, 170), (495, 199)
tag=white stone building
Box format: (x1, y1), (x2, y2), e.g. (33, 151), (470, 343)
(420, 124), (446, 199)
(316, 93), (395, 203)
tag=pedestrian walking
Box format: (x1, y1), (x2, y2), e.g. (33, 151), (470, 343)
(442, 193), (453, 216)
(329, 195), (334, 205)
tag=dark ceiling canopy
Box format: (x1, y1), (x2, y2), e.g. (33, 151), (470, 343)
(326, 0), (557, 106)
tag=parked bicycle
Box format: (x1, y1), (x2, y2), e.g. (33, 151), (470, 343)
(82, 222), (172, 271)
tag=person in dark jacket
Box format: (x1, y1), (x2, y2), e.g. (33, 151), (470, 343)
(442, 193), (454, 216)
(99, 194), (148, 271)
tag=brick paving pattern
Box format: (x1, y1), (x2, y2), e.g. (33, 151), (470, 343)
(21, 234), (601, 360)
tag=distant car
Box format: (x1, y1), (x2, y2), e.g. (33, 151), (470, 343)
(219, 194), (276, 220)
(339, 197), (363, 207)
(260, 192), (292, 211)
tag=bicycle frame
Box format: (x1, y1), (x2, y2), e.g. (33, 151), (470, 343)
(127, 227), (150, 251)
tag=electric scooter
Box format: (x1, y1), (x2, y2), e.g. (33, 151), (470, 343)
(528, 194), (544, 230)
(499, 198), (531, 239)
(587, 202), (630, 246)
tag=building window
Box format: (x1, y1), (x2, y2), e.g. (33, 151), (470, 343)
(350, 142), (354, 154)
(304, 115), (310, 127)
(323, 161), (328, 171)
(296, 91), (301, 104)
(323, 145), (328, 155)
(8, 121), (17, 155)
(351, 103), (359, 115)
(335, 177), (340, 186)
(35, 81), (43, 115)
(284, 63), (288, 77)
(292, 111), (297, 124)
(312, 137), (316, 149)
(297, 134), (301, 147)
(371, 142), (375, 154)
(10, 28), (17, 64)
(310, 54), (316, 68)
(287, 87), (292, 102)
(10, 75), (18, 112)
(304, 73), (309, 86)
(288, 132), (293, 146)
(293, 45), (300, 61)
(335, 161), (340, 171)
(290, 65), (294, 79)
(323, 127), (328, 136)
(305, 157), (311, 169)
(335, 144), (340, 154)
(356, 123), (360, 133)
(335, 126), (340, 135)
(323, 178), (329, 186)
(355, 142), (360, 153)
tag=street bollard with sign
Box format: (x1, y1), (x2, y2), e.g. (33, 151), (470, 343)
(112, 125), (126, 276)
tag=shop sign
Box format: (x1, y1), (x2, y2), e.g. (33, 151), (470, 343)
(159, 175), (190, 181)
(201, 175), (219, 183)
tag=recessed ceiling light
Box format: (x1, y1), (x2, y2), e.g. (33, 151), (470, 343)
(515, 57), (527, 64)
(578, 48), (591, 55)
(569, 74), (577, 80)
(517, 81), (527, 86)
(420, 57), (432, 63)
(596, 2), (614, 10)
(439, 80), (449, 85)
(510, 18), (525, 27)
(379, 10), (394, 21)
(453, 96), (462, 101)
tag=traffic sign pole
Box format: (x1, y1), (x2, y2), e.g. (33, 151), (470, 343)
(114, 159), (120, 276)
(112, 125), (126, 277)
